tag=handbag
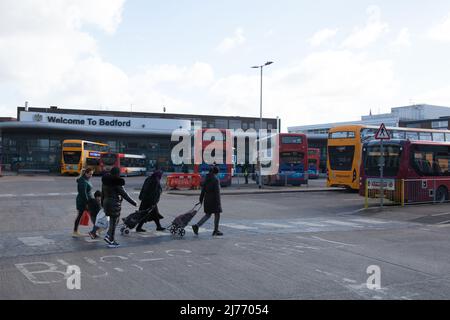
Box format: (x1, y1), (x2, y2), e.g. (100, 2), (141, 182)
(95, 209), (110, 229)
(79, 210), (90, 226)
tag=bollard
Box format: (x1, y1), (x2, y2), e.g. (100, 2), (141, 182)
(401, 179), (405, 206)
(364, 179), (369, 209)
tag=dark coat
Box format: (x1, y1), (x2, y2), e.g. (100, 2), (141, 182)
(101, 174), (137, 218)
(76, 175), (93, 211)
(139, 176), (163, 221)
(87, 198), (102, 221)
(199, 173), (222, 214)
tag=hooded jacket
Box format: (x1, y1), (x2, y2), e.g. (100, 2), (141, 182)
(199, 172), (222, 214)
(101, 174), (137, 217)
(76, 175), (94, 211)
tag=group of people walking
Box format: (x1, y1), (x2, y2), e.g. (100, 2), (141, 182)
(73, 165), (223, 248)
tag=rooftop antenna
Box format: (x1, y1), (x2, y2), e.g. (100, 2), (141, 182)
(163, 106), (166, 113)
(25, 101), (28, 111)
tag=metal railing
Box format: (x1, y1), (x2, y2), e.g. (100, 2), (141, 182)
(364, 178), (450, 207)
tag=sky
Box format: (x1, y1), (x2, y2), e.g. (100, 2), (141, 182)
(1, 0), (450, 131)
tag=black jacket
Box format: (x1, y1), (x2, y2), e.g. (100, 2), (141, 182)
(199, 173), (222, 214)
(101, 174), (136, 217)
(139, 176), (162, 208)
(139, 176), (164, 220)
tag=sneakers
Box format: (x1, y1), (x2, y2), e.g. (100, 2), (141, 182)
(104, 236), (120, 248)
(88, 231), (98, 239)
(136, 228), (146, 232)
(107, 241), (120, 248)
(156, 227), (166, 231)
(72, 231), (85, 238)
(192, 225), (199, 235)
(212, 230), (223, 236)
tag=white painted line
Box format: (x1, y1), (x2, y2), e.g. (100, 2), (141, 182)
(311, 236), (356, 247)
(431, 212), (450, 217)
(254, 222), (294, 228)
(350, 218), (388, 225)
(437, 220), (450, 225)
(114, 268), (124, 272)
(18, 236), (55, 246)
(0, 194), (15, 197)
(323, 220), (362, 227)
(289, 221), (327, 227)
(221, 223), (258, 230)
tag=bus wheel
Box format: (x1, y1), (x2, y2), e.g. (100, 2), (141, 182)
(435, 186), (448, 203)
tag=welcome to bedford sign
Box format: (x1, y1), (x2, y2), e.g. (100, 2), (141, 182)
(19, 111), (191, 131)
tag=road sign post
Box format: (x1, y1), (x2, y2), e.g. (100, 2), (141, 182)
(374, 123), (390, 208)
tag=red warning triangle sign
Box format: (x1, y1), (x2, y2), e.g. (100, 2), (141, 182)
(375, 123), (390, 140)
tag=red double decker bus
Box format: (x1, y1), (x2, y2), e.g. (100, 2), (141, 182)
(308, 148), (320, 179)
(260, 133), (309, 186)
(193, 129), (233, 187)
(100, 153), (147, 176)
(360, 139), (450, 203)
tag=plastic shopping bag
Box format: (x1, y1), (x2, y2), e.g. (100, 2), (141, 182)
(79, 210), (90, 226)
(95, 209), (110, 229)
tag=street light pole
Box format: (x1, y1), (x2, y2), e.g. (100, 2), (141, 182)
(252, 61), (273, 189)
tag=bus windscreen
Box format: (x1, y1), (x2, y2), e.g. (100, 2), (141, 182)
(328, 146), (355, 171)
(364, 145), (401, 177)
(63, 151), (81, 164)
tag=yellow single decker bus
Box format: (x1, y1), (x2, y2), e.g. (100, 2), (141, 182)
(61, 140), (109, 175)
(327, 125), (450, 190)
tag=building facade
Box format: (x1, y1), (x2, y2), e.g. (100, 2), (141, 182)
(0, 106), (279, 173)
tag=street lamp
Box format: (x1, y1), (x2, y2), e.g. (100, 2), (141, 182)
(251, 61), (274, 189)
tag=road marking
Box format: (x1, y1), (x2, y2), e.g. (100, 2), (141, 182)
(431, 212), (450, 217)
(254, 222), (294, 228)
(349, 218), (388, 225)
(114, 268), (124, 272)
(0, 194), (15, 197)
(289, 221), (327, 227)
(323, 220), (362, 227)
(221, 223), (258, 230)
(310, 236), (356, 247)
(18, 236), (55, 246)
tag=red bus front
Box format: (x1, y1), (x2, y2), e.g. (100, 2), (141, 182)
(360, 140), (450, 203)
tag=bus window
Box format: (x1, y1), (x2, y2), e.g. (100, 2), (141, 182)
(281, 136), (303, 144)
(86, 158), (99, 166)
(433, 132), (445, 142)
(392, 131), (405, 139)
(329, 131), (355, 139)
(419, 132), (432, 141)
(328, 146), (355, 171)
(102, 154), (117, 166)
(406, 132), (419, 140)
(361, 129), (376, 142)
(63, 151), (81, 164)
(446, 133), (450, 142)
(364, 145), (401, 177)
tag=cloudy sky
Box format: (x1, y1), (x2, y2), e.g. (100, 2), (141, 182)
(1, 0), (450, 130)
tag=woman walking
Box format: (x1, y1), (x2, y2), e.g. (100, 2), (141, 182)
(136, 170), (165, 232)
(102, 167), (137, 248)
(191, 166), (223, 236)
(73, 168), (94, 237)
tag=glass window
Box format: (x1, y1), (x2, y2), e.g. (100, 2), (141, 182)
(419, 132), (432, 141)
(329, 131), (356, 139)
(433, 133), (445, 142)
(406, 132), (419, 140)
(392, 130), (405, 139)
(432, 121), (448, 129)
(446, 133), (450, 142)
(281, 136), (303, 144)
(361, 129), (376, 142)
(328, 146), (355, 171)
(364, 145), (401, 176)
